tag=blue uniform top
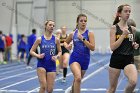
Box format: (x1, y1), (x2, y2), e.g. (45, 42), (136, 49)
(73, 29), (90, 56)
(0, 36), (4, 49)
(0, 35), (4, 49)
(28, 34), (36, 49)
(19, 39), (26, 49)
(38, 35), (56, 67)
(69, 29), (90, 70)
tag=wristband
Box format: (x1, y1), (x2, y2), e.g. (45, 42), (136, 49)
(82, 38), (86, 42)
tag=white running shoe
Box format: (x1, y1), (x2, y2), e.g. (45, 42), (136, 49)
(26, 66), (32, 69)
(62, 78), (66, 83)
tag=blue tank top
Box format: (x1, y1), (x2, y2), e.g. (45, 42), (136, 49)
(39, 35), (56, 61)
(0, 36), (4, 49)
(72, 29), (90, 55)
(19, 39), (26, 49)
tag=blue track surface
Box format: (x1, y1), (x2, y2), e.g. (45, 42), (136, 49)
(0, 53), (140, 93)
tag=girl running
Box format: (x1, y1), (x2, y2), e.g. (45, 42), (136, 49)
(30, 20), (62, 93)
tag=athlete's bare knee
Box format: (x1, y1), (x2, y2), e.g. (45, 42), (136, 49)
(63, 62), (67, 67)
(74, 76), (81, 83)
(47, 87), (53, 93)
(40, 84), (46, 91)
(129, 79), (137, 87)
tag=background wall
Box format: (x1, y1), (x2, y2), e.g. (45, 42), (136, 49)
(0, 0), (139, 55)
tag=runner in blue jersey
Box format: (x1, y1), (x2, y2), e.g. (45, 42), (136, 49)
(64, 14), (95, 93)
(0, 31), (6, 64)
(30, 20), (61, 93)
(18, 34), (27, 62)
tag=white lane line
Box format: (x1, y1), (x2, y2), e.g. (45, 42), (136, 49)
(28, 57), (108, 93)
(0, 88), (140, 92)
(0, 70), (36, 81)
(0, 89), (29, 92)
(82, 63), (109, 82)
(28, 87), (39, 93)
(0, 64), (25, 71)
(0, 89), (65, 92)
(74, 88), (139, 92)
(0, 64), (76, 92)
(0, 63), (18, 68)
(0, 76), (37, 90)
(65, 63), (109, 93)
(0, 67), (27, 75)
(27, 72), (73, 93)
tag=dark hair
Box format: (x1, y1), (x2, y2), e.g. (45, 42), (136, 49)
(127, 19), (136, 27)
(113, 4), (130, 25)
(21, 34), (25, 38)
(32, 29), (36, 34)
(0, 31), (2, 34)
(74, 14), (87, 31)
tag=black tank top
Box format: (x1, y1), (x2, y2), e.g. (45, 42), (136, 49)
(60, 34), (67, 43)
(113, 24), (134, 55)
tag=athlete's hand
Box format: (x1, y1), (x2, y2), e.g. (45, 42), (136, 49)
(69, 43), (73, 50)
(52, 55), (58, 62)
(37, 53), (45, 59)
(122, 28), (130, 35)
(132, 42), (139, 49)
(77, 33), (83, 41)
(66, 44), (72, 50)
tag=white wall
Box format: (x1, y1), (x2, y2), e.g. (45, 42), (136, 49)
(16, 0), (48, 35)
(32, 0), (47, 34)
(16, 0), (33, 35)
(0, 0), (139, 53)
(0, 0), (14, 34)
(48, 0), (81, 29)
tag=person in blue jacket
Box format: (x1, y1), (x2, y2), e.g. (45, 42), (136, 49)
(18, 34), (27, 62)
(27, 29), (37, 68)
